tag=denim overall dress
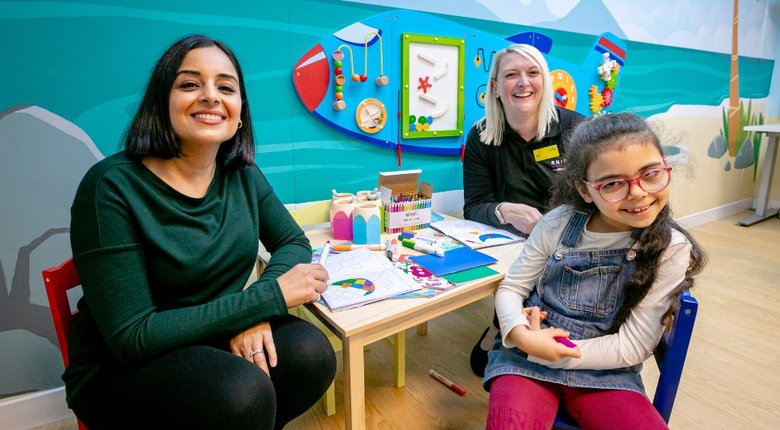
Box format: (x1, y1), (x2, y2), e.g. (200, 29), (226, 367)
(484, 209), (646, 395)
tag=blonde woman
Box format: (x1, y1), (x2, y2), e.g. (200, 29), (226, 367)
(463, 43), (585, 376)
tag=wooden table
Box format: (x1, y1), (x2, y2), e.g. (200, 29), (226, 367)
(739, 124), (780, 226)
(303, 227), (523, 430)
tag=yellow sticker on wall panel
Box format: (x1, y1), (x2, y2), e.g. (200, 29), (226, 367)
(550, 69), (577, 109)
(533, 145), (560, 162)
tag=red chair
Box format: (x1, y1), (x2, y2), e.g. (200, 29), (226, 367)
(42, 258), (88, 430)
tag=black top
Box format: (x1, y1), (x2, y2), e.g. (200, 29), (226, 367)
(462, 106), (585, 235)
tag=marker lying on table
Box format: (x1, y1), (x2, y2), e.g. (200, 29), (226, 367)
(385, 239), (400, 261)
(332, 243), (386, 251)
(398, 232), (441, 245)
(401, 239), (444, 257)
(429, 369), (466, 396)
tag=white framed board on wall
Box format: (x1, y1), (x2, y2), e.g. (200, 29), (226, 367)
(401, 33), (465, 139)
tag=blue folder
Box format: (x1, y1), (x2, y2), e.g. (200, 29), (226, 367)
(408, 246), (497, 276)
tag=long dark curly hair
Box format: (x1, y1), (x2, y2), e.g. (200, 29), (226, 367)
(549, 113), (707, 332)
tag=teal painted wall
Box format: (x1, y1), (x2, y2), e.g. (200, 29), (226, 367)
(2, 1), (773, 204)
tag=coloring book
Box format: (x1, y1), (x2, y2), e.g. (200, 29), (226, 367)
(430, 219), (525, 249)
(320, 248), (421, 311)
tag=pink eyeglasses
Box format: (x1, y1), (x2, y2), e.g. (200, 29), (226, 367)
(583, 166), (672, 203)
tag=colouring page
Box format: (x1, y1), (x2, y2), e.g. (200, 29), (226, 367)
(321, 248), (421, 311)
(323, 247), (390, 279)
(430, 219), (525, 249)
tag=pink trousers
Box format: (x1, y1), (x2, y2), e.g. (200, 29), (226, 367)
(486, 374), (669, 430)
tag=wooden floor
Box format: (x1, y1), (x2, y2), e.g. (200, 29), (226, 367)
(34, 212), (780, 429)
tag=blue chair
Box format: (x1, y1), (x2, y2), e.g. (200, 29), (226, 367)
(553, 291), (698, 429)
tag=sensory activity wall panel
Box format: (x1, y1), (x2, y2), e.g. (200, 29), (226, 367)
(401, 33), (465, 139)
(291, 8), (631, 159)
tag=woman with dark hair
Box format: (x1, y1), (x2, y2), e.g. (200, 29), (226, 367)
(463, 43), (585, 376)
(66, 35), (335, 430)
(483, 113), (707, 429)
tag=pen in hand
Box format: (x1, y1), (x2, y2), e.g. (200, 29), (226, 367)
(318, 241), (331, 267)
(429, 369), (466, 396)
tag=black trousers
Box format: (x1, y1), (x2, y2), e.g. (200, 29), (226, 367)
(73, 314), (336, 430)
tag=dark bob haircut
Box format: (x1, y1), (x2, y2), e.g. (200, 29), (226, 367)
(123, 34), (255, 169)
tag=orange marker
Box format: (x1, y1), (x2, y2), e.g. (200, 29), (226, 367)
(332, 244), (385, 251)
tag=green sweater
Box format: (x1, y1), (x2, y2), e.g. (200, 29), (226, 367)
(65, 152), (311, 405)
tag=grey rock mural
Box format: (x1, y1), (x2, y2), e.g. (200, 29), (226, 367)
(734, 137), (755, 169)
(707, 134), (757, 172)
(708, 134), (727, 158)
(0, 106), (102, 396)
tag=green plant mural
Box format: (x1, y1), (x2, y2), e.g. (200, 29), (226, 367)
(712, 100), (764, 178)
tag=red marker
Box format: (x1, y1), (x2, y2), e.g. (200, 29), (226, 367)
(429, 369), (466, 396)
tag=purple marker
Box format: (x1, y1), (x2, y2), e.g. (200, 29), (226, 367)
(554, 336), (577, 348)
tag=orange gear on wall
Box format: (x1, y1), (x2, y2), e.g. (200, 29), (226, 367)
(589, 85), (604, 114)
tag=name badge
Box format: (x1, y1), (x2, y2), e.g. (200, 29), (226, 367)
(533, 145), (560, 162)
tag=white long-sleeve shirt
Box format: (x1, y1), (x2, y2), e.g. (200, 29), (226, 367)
(496, 206), (693, 370)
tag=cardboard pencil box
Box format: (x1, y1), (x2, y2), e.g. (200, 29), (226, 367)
(378, 169), (433, 233)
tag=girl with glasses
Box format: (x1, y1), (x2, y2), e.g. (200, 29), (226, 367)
(484, 113), (707, 429)
(463, 43), (585, 378)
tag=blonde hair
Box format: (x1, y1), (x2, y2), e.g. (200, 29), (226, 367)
(478, 44), (556, 146)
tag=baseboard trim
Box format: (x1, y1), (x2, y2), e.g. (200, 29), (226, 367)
(0, 387), (73, 430)
(675, 198), (753, 229)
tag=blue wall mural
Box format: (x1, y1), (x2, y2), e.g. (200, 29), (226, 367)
(1, 1), (774, 204)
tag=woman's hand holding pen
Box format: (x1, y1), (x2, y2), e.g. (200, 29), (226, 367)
(231, 322), (277, 375)
(277, 264), (329, 307)
(510, 306), (581, 361)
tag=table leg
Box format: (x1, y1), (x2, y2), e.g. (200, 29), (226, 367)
(392, 332), (405, 388)
(324, 380), (336, 416)
(755, 135), (779, 216)
(344, 337), (366, 430)
(739, 135), (780, 226)
(416, 322), (428, 336)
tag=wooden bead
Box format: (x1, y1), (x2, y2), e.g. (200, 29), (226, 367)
(375, 75), (389, 86)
